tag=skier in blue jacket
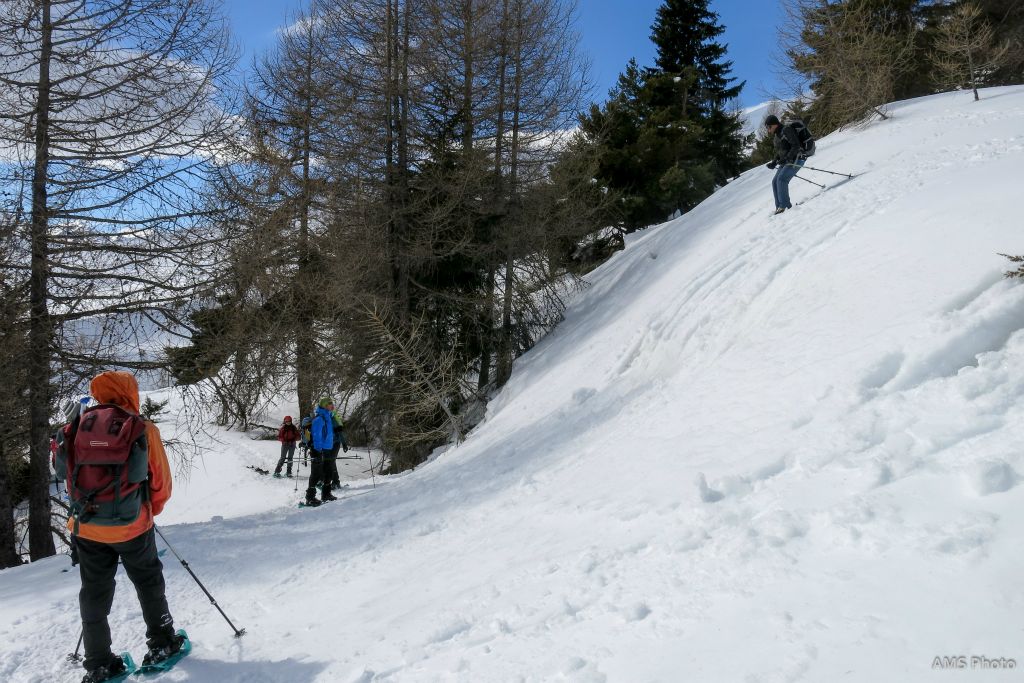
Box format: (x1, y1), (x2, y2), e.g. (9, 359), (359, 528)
(305, 397), (336, 506)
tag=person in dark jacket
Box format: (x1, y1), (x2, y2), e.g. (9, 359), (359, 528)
(764, 114), (806, 214)
(325, 410), (348, 490)
(305, 397), (336, 506)
(273, 415), (300, 478)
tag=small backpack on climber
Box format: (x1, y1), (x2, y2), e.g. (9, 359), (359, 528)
(55, 402), (149, 532)
(300, 415), (313, 446)
(787, 119), (815, 158)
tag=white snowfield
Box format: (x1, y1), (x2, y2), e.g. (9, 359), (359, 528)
(3, 87), (1024, 682)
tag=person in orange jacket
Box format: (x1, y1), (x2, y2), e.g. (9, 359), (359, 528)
(59, 371), (184, 683)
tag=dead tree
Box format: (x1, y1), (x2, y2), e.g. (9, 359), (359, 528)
(784, 0), (918, 131)
(931, 2), (1010, 101)
(362, 304), (466, 470)
(488, 0), (589, 387)
(0, 0), (237, 560)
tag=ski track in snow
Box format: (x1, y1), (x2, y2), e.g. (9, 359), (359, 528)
(4, 87), (1024, 682)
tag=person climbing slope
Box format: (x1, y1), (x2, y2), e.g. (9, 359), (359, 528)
(55, 372), (185, 683)
(764, 114), (815, 215)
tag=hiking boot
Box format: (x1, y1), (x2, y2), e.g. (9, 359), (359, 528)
(285, 472), (293, 478)
(321, 491), (338, 502)
(143, 632), (186, 667)
(304, 497), (322, 507)
(773, 207), (786, 215)
(273, 472), (282, 478)
(82, 655), (127, 683)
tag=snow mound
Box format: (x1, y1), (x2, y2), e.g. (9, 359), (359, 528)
(4, 87), (1024, 682)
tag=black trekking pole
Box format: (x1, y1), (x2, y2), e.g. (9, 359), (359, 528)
(792, 173), (825, 189)
(153, 526), (246, 638)
(792, 163), (856, 179)
(363, 427), (376, 489)
(68, 630), (84, 662)
(303, 449), (314, 498)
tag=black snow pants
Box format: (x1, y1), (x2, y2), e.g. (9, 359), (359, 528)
(76, 527), (175, 671)
(306, 450), (330, 500)
(325, 442), (342, 489)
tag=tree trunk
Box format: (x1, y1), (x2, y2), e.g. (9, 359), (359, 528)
(495, 0), (524, 389)
(398, 0), (412, 321)
(969, 44), (979, 101)
(462, 0), (474, 153)
(296, 25), (316, 420)
(296, 331), (315, 420)
(479, 0), (509, 392)
(385, 0), (411, 322)
(28, 0), (56, 561)
(495, 253), (515, 386)
(477, 267), (495, 390)
(0, 441), (20, 568)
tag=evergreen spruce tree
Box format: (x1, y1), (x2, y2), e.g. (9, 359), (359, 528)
(578, 0), (745, 232)
(580, 61), (714, 232)
(650, 0), (746, 183)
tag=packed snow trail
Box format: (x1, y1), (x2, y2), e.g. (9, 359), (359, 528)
(2, 87), (1024, 682)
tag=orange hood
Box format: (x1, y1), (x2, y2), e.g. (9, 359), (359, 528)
(90, 371), (141, 414)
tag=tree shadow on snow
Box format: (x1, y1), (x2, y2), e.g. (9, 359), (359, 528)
(175, 656), (329, 682)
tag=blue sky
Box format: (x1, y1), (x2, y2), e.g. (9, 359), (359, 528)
(222, 0), (785, 109)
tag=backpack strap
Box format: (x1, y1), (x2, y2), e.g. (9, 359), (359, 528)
(112, 464), (122, 520)
(68, 464), (118, 536)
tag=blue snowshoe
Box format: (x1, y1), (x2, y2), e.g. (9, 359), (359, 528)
(135, 630), (190, 676)
(82, 654), (136, 683)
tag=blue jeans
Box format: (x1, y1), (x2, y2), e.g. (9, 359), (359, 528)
(772, 158), (805, 209)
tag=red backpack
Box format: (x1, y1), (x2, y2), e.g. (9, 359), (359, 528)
(57, 404), (150, 532)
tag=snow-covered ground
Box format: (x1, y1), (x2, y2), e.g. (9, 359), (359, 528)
(140, 388), (387, 526)
(4, 87), (1024, 682)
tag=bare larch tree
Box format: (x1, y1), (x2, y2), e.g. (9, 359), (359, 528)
(0, 0), (237, 560)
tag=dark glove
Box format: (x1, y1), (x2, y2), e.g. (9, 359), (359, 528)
(342, 445), (348, 452)
(766, 160), (777, 170)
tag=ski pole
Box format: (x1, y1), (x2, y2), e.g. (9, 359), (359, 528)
(68, 630), (83, 662)
(289, 443), (299, 492)
(790, 163), (856, 179)
(777, 163), (825, 187)
(792, 173), (825, 189)
(364, 426), (376, 489)
(153, 526), (246, 638)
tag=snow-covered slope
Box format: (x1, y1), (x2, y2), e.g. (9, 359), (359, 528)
(4, 87), (1024, 682)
